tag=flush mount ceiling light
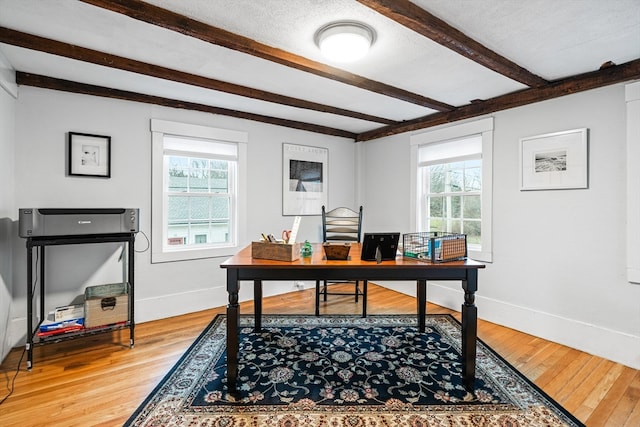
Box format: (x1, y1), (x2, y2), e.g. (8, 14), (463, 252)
(315, 21), (376, 63)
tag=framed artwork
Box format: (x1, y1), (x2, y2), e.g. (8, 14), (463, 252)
(520, 128), (588, 191)
(282, 143), (328, 215)
(68, 132), (111, 178)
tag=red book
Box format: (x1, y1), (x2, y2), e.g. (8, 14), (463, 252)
(37, 325), (84, 337)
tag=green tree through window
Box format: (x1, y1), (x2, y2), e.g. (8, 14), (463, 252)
(423, 159), (481, 244)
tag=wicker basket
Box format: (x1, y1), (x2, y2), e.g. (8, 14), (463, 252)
(84, 282), (129, 328)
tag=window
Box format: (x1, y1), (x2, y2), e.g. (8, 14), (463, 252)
(410, 118), (493, 262)
(419, 136), (482, 245)
(164, 140), (235, 250)
(151, 119), (247, 263)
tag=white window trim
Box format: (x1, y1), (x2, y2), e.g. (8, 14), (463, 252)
(410, 117), (493, 263)
(151, 119), (247, 263)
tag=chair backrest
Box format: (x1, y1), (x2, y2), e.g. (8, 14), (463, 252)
(322, 206), (363, 243)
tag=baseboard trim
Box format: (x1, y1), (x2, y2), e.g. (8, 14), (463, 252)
(424, 282), (640, 369)
(127, 279), (311, 324)
(136, 287), (228, 323)
(136, 281), (304, 323)
(9, 281), (638, 370)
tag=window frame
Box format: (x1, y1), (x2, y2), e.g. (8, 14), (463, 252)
(151, 119), (247, 263)
(627, 81), (640, 284)
(410, 118), (493, 262)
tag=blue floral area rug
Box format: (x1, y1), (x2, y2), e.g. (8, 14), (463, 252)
(125, 314), (584, 426)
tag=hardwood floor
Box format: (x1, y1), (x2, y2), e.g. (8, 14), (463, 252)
(0, 283), (638, 426)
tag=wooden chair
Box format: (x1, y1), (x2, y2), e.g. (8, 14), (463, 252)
(315, 206), (367, 317)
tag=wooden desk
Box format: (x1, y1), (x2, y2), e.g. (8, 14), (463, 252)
(221, 243), (485, 396)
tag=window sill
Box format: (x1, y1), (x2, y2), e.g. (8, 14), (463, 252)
(151, 245), (238, 263)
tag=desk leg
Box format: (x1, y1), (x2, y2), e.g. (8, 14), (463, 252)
(362, 280), (368, 318)
(226, 269), (240, 398)
(315, 281), (320, 316)
(417, 280), (426, 333)
(461, 270), (478, 392)
(254, 280), (262, 332)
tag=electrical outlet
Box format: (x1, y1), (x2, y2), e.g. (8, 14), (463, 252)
(295, 281), (305, 289)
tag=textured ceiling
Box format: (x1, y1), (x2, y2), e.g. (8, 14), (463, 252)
(0, 0), (638, 140)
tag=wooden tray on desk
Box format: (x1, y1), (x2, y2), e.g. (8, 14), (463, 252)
(322, 243), (351, 260)
(251, 241), (301, 261)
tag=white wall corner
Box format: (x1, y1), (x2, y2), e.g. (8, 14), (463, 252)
(626, 81), (640, 284)
(355, 141), (365, 208)
(0, 51), (18, 99)
(7, 316), (27, 351)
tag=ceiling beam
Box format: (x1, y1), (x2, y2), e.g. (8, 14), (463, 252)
(357, 0), (549, 88)
(78, 0), (454, 112)
(357, 59), (640, 141)
(16, 72), (358, 139)
(0, 27), (395, 126)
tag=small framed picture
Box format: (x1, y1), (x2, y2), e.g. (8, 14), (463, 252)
(68, 132), (111, 178)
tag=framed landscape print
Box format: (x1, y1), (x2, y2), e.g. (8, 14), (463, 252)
(520, 128), (588, 191)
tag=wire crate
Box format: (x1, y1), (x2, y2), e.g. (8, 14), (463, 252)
(403, 232), (467, 263)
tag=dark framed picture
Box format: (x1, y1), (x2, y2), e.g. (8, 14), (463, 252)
(68, 132), (111, 178)
(282, 143), (328, 215)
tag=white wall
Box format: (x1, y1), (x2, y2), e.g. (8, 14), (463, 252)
(0, 62), (16, 363)
(6, 80), (639, 371)
(362, 82), (640, 369)
(7, 87), (356, 348)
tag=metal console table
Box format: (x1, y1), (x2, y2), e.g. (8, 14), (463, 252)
(25, 232), (135, 369)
